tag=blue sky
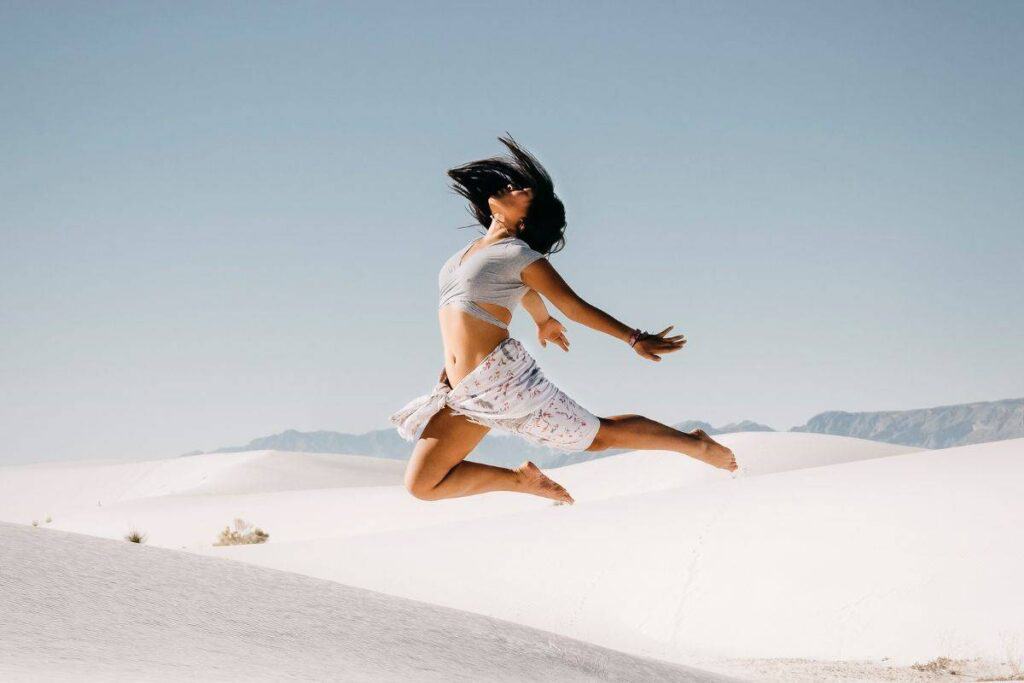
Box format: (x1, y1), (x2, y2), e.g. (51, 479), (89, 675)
(2, 1), (1022, 464)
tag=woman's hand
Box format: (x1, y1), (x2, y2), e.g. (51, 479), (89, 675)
(633, 325), (686, 362)
(537, 316), (570, 352)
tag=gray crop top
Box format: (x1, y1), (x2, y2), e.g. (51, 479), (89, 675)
(438, 236), (546, 329)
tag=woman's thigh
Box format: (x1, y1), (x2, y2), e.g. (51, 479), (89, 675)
(405, 406), (491, 488)
(513, 388), (601, 452)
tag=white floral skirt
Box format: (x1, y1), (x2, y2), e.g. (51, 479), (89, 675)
(389, 337), (601, 452)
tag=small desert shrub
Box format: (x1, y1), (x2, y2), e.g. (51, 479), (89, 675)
(214, 518), (269, 546)
(912, 656), (963, 675)
(124, 528), (147, 544)
(45, 515), (52, 524)
(31, 519), (38, 527)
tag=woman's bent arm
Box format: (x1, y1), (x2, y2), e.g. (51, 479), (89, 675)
(521, 259), (687, 361)
(521, 260), (633, 342)
(520, 288), (551, 324)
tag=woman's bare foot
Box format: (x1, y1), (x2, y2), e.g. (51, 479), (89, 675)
(514, 460), (575, 504)
(690, 429), (738, 472)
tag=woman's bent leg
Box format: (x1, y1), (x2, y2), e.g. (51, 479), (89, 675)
(404, 406), (573, 502)
(586, 414), (738, 471)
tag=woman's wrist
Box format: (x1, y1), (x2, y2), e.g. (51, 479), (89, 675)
(626, 328), (643, 347)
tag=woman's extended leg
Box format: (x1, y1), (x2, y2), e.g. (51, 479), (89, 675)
(404, 406), (574, 503)
(586, 414), (738, 471)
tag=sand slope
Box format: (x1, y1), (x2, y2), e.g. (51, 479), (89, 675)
(0, 521), (729, 682)
(3, 432), (1020, 681)
(206, 438), (1023, 670)
(0, 450), (404, 519)
(3, 433), (917, 549)
(553, 432), (923, 500)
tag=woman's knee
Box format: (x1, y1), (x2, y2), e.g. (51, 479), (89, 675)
(405, 481), (438, 501)
(403, 453), (435, 500)
(404, 446), (457, 500)
(404, 469), (441, 501)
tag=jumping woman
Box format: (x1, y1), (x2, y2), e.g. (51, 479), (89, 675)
(391, 135), (738, 505)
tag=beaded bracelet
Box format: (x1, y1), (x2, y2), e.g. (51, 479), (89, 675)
(627, 328), (643, 347)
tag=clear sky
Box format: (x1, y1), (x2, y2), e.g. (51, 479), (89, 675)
(2, 1), (1022, 465)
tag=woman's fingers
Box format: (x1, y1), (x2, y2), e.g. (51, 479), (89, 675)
(639, 345), (662, 361)
(645, 326), (686, 343)
(642, 340), (684, 356)
(634, 326), (688, 361)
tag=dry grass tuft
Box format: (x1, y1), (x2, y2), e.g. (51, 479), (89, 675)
(214, 518), (269, 546)
(911, 656), (970, 676)
(124, 528), (147, 544)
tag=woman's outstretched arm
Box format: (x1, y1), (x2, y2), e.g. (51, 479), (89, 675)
(521, 259), (685, 361)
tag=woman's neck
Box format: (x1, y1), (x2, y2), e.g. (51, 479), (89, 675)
(485, 215), (518, 241)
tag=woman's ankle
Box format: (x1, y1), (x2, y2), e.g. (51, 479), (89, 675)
(681, 434), (710, 460)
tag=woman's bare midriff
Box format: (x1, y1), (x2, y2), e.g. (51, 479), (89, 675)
(439, 303), (513, 389)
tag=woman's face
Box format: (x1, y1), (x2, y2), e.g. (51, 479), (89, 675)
(488, 184), (533, 229)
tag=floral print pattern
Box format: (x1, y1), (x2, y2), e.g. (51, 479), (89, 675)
(505, 390), (601, 452)
(390, 337), (600, 452)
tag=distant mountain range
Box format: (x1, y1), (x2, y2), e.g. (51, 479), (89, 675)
(791, 397), (1024, 449)
(197, 428), (613, 469)
(673, 420), (775, 435)
(189, 397), (1023, 467)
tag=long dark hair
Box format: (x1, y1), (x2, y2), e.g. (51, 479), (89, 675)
(446, 134), (567, 255)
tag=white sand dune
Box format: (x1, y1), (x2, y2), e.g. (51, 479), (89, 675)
(27, 486), (528, 548)
(0, 521), (725, 682)
(2, 433), (1020, 681)
(0, 450), (404, 520)
(5, 433), (920, 550)
(204, 439), (1024, 673)
(554, 432), (923, 500)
